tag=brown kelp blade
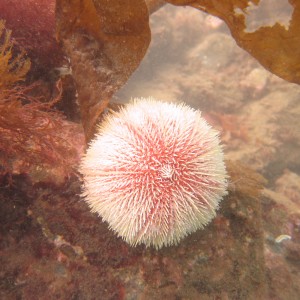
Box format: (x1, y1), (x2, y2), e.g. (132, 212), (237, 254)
(56, 0), (151, 142)
(167, 0), (300, 85)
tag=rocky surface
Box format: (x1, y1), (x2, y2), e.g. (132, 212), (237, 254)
(0, 162), (266, 299)
(1, 4), (300, 300)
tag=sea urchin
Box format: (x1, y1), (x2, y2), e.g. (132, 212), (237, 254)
(80, 98), (228, 249)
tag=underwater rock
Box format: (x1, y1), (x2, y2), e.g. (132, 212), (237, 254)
(0, 162), (267, 299)
(187, 33), (236, 70)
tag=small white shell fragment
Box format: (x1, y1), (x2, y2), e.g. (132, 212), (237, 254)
(275, 234), (291, 243)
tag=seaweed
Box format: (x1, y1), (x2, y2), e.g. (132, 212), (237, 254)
(0, 0), (63, 73)
(55, 0), (300, 143)
(0, 20), (30, 89)
(0, 21), (83, 182)
(56, 0), (151, 142)
(166, 0), (300, 85)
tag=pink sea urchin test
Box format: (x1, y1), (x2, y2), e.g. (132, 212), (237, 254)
(80, 98), (228, 249)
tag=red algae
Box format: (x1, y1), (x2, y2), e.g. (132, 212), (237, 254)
(0, 162), (266, 299)
(0, 0), (64, 73)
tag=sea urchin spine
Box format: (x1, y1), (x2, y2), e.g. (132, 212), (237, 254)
(80, 98), (228, 249)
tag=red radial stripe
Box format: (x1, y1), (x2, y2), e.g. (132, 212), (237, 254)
(80, 98), (228, 249)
